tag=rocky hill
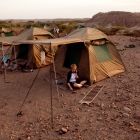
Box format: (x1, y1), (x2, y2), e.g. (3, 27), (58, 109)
(85, 11), (140, 28)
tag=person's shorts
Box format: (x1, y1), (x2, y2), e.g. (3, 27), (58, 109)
(69, 81), (76, 88)
(69, 79), (81, 88)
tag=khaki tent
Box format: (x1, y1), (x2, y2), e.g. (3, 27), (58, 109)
(0, 27), (57, 68)
(44, 24), (54, 32)
(53, 27), (125, 84)
(44, 25), (60, 38)
(14, 27), (125, 84)
(0, 27), (24, 37)
(14, 27), (57, 68)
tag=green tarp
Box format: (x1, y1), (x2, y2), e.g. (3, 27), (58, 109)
(92, 44), (111, 62)
(4, 32), (13, 37)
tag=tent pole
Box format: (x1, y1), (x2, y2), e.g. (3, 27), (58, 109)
(3, 45), (11, 57)
(1, 42), (9, 83)
(0, 45), (12, 62)
(49, 64), (53, 129)
(52, 56), (60, 99)
(49, 42), (54, 129)
(13, 42), (18, 71)
(50, 42), (60, 99)
(13, 42), (20, 84)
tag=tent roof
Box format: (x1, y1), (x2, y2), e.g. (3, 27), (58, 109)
(14, 27), (111, 46)
(0, 36), (28, 44)
(19, 27), (55, 38)
(0, 27), (13, 33)
(0, 27), (24, 34)
(44, 25), (54, 31)
(65, 27), (109, 40)
(0, 27), (55, 45)
(0, 27), (111, 46)
(14, 37), (83, 46)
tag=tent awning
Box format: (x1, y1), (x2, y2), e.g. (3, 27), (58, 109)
(0, 36), (28, 45)
(14, 37), (84, 46)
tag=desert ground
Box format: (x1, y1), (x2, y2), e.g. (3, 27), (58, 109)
(0, 35), (140, 140)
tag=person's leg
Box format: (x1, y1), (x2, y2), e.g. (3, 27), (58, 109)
(6, 59), (11, 67)
(70, 83), (74, 90)
(1, 64), (4, 69)
(80, 80), (87, 85)
(1, 62), (4, 69)
(73, 83), (82, 88)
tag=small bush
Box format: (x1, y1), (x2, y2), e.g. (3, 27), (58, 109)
(110, 26), (125, 32)
(122, 29), (140, 37)
(107, 26), (126, 35)
(132, 30), (140, 37)
(96, 26), (106, 32)
(123, 30), (133, 36)
(96, 26), (109, 35)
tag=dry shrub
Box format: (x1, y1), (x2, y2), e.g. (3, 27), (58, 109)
(96, 26), (109, 35)
(109, 26), (125, 35)
(122, 30), (133, 36)
(132, 30), (140, 37)
(123, 29), (140, 37)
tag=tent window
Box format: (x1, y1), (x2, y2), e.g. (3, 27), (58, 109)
(4, 32), (13, 36)
(17, 44), (29, 60)
(63, 43), (84, 68)
(92, 44), (111, 62)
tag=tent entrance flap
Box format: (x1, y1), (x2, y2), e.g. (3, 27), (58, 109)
(63, 42), (84, 68)
(92, 44), (111, 62)
(17, 44), (29, 60)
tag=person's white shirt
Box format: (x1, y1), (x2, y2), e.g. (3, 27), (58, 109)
(70, 73), (76, 82)
(53, 28), (56, 33)
(56, 28), (59, 33)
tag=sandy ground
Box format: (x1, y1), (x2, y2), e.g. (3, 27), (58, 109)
(0, 35), (140, 140)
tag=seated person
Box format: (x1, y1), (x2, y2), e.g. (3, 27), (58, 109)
(1, 55), (11, 69)
(1, 56), (18, 71)
(67, 64), (87, 91)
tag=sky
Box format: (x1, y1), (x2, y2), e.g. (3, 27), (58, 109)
(0, 0), (139, 19)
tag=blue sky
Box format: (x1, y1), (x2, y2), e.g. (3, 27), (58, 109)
(0, 0), (139, 19)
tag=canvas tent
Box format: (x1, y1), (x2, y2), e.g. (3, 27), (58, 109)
(14, 27), (58, 68)
(0, 27), (57, 68)
(15, 27), (125, 84)
(53, 28), (125, 84)
(44, 24), (54, 32)
(44, 24), (60, 38)
(0, 27), (24, 37)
